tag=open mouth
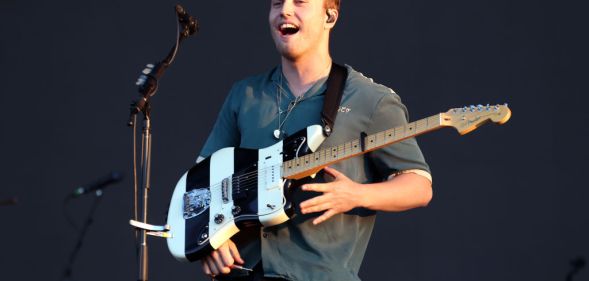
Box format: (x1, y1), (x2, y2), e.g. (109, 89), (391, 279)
(279, 23), (300, 36)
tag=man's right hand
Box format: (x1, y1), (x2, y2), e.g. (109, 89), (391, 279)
(201, 239), (244, 277)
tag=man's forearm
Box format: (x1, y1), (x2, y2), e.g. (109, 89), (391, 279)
(359, 173), (432, 212)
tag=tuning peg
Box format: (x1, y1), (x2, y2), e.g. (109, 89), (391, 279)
(470, 105), (476, 112)
(462, 106), (468, 112)
(477, 104), (483, 111)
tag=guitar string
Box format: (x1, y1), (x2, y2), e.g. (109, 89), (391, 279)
(200, 142), (354, 195)
(218, 130), (423, 198)
(200, 164), (278, 195)
(206, 154), (324, 195)
(204, 153), (319, 192)
(203, 163), (292, 197)
(234, 127), (403, 182)
(229, 138), (353, 182)
(194, 130), (425, 207)
(197, 127), (407, 194)
(224, 162), (311, 197)
(210, 132), (374, 191)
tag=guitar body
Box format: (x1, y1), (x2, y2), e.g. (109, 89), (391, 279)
(166, 125), (326, 262)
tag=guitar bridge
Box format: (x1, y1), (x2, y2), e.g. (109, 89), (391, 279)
(183, 188), (211, 219)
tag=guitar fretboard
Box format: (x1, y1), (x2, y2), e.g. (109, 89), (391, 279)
(282, 114), (444, 179)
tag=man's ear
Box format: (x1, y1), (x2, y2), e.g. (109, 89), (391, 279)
(325, 8), (339, 28)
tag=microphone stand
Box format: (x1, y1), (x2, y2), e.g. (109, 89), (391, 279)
(127, 5), (198, 281)
(61, 192), (103, 281)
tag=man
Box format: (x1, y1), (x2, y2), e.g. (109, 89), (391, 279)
(198, 0), (432, 280)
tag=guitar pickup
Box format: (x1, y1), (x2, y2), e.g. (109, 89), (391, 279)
(221, 178), (230, 204)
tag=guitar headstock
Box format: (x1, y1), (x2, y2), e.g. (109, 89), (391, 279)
(441, 104), (511, 135)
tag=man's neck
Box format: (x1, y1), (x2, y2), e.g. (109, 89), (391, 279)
(281, 52), (332, 97)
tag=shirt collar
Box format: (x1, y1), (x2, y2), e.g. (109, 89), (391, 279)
(269, 65), (328, 99)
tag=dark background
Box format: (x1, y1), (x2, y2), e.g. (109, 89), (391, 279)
(1, 0), (587, 280)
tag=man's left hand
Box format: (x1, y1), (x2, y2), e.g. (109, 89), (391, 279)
(299, 166), (363, 225)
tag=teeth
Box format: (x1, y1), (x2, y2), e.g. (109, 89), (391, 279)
(280, 23), (297, 30)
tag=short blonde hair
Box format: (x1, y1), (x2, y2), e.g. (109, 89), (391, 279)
(325, 0), (341, 11)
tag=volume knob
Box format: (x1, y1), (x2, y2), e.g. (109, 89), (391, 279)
(214, 214), (225, 224)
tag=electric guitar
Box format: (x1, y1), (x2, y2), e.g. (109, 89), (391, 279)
(165, 104), (511, 262)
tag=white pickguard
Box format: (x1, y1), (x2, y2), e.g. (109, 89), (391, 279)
(208, 147), (240, 249)
(257, 141), (289, 226)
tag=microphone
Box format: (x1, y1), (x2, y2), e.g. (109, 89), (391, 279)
(175, 4), (199, 36)
(70, 172), (124, 198)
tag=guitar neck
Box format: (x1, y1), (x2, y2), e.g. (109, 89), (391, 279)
(283, 113), (446, 179)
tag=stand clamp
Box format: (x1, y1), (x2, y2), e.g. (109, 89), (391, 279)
(130, 219), (173, 238)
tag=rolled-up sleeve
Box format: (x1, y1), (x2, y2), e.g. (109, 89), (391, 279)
(365, 90), (431, 181)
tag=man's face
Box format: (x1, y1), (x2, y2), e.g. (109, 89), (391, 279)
(269, 0), (329, 60)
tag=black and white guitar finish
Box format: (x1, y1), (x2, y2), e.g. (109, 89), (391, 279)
(166, 125), (326, 262)
(164, 104), (512, 262)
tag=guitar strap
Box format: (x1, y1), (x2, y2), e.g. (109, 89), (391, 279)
(321, 62), (348, 137)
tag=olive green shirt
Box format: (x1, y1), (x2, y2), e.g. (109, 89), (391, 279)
(200, 65), (430, 281)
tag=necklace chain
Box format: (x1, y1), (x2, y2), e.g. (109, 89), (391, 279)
(274, 63), (332, 139)
(275, 73), (303, 139)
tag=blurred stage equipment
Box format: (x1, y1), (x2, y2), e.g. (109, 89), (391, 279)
(69, 171), (123, 198)
(127, 4), (199, 281)
(565, 256), (586, 281)
(0, 197), (18, 206)
(61, 172), (125, 281)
